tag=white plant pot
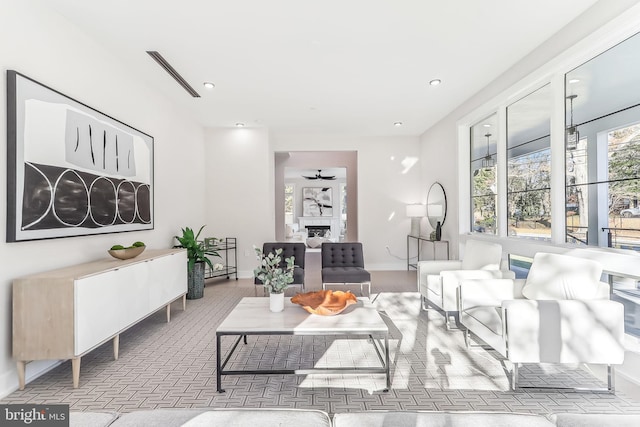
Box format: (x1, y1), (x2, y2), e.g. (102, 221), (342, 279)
(269, 292), (285, 312)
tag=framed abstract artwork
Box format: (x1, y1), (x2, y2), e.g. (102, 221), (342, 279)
(6, 70), (154, 242)
(302, 187), (333, 217)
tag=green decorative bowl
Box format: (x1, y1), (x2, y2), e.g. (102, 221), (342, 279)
(108, 246), (145, 260)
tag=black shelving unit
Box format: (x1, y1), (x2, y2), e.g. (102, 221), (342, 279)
(204, 237), (238, 280)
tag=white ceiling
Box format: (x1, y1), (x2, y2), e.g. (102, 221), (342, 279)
(38, 0), (600, 136)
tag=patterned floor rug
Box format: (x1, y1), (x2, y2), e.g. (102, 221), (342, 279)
(2, 279), (639, 416)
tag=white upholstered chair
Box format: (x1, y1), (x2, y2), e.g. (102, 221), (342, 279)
(459, 252), (625, 393)
(417, 239), (515, 328)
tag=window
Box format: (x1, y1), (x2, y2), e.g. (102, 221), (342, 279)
(470, 114), (498, 234)
(565, 135), (589, 244)
(565, 31), (640, 250)
(506, 84), (552, 240)
(607, 124), (640, 249)
(508, 254), (533, 279)
(608, 126), (640, 339)
(340, 183), (347, 238)
(284, 183), (295, 225)
(459, 27), (640, 345)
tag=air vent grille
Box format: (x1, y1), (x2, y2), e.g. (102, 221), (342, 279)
(146, 51), (200, 98)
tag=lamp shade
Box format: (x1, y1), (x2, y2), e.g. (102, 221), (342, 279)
(406, 204), (426, 217)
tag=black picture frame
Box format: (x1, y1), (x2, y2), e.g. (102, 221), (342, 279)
(6, 70), (154, 242)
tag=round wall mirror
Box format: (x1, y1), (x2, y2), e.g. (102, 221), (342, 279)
(426, 182), (447, 229)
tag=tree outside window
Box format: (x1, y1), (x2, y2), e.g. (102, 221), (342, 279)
(506, 84), (552, 240)
(470, 115), (497, 234)
(284, 183), (294, 225)
(607, 124), (640, 249)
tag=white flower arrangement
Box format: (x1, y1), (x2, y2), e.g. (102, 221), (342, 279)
(253, 246), (295, 294)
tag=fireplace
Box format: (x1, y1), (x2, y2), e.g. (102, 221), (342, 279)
(307, 225), (330, 237)
(298, 217), (340, 240)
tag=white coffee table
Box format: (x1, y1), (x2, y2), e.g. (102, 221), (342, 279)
(216, 297), (390, 392)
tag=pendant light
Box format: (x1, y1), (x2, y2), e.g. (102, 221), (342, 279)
(566, 94), (579, 150)
(481, 133), (495, 169)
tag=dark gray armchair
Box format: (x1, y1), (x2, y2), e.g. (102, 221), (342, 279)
(254, 242), (306, 296)
(321, 242), (371, 296)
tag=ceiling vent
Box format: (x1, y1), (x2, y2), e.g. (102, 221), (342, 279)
(146, 51), (200, 98)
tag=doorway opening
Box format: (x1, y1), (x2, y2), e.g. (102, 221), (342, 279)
(274, 151), (358, 242)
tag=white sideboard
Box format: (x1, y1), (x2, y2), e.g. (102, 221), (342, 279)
(12, 248), (187, 389)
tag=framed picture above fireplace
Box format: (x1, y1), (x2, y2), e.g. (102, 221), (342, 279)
(302, 187), (333, 217)
(6, 70), (154, 242)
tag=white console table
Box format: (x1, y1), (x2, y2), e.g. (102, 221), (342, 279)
(407, 235), (449, 270)
(12, 248), (187, 389)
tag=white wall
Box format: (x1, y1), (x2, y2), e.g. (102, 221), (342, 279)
(0, 1), (206, 396)
(273, 134), (422, 270)
(203, 131), (421, 273)
(203, 128), (273, 276)
(419, 126), (460, 259)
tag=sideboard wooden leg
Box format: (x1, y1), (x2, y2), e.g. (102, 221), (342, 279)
(166, 304), (171, 323)
(113, 335), (120, 360)
(71, 357), (81, 388)
(16, 360), (26, 390)
(182, 294), (187, 311)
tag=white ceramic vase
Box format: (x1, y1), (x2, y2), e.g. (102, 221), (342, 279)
(269, 292), (285, 312)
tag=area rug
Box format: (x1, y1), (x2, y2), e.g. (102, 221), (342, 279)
(2, 283), (638, 416)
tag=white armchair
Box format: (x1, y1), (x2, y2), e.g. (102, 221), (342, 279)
(417, 239), (514, 328)
(459, 252), (625, 393)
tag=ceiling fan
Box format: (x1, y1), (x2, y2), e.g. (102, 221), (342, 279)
(303, 169), (336, 180)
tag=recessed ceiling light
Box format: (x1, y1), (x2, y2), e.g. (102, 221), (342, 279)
(483, 124), (491, 128)
(569, 78), (580, 84)
(203, 82), (215, 89)
(235, 122), (245, 127)
(429, 79), (441, 86)
(394, 122), (403, 127)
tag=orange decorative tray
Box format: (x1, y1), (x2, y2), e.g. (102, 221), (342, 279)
(290, 290), (358, 316)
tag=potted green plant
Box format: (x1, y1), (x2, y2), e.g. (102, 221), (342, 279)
(253, 246), (295, 312)
(175, 225), (218, 299)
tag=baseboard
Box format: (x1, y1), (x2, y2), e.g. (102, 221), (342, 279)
(618, 350), (640, 386)
(367, 262), (408, 270)
(617, 368), (640, 387)
(0, 369), (16, 399)
(237, 270), (254, 279)
(0, 360), (62, 399)
(228, 265), (412, 280)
